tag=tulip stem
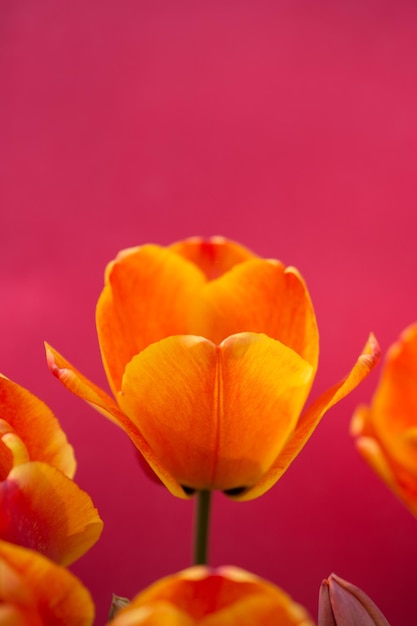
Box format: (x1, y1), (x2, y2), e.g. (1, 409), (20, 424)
(193, 490), (212, 565)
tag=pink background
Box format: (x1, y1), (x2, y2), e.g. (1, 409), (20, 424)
(1, 1), (417, 623)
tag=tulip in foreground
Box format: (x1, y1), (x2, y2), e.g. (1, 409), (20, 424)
(351, 322), (417, 517)
(47, 237), (380, 499)
(107, 566), (314, 626)
(0, 375), (103, 565)
(0, 540), (94, 625)
(318, 573), (390, 625)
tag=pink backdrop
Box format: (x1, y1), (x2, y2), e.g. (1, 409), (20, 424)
(2, 1), (417, 623)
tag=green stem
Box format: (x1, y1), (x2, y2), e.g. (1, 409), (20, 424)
(193, 490), (212, 565)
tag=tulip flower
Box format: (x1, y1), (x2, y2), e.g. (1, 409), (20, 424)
(46, 237), (380, 500)
(318, 573), (390, 625)
(0, 375), (103, 565)
(351, 322), (417, 517)
(0, 373), (75, 478)
(0, 540), (94, 625)
(107, 566), (314, 626)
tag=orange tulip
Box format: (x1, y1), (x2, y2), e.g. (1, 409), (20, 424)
(107, 566), (314, 626)
(0, 373), (75, 478)
(352, 322), (417, 517)
(0, 540), (94, 625)
(0, 375), (103, 565)
(46, 237), (380, 499)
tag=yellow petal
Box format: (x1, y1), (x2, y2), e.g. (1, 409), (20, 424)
(0, 375), (75, 478)
(0, 541), (94, 625)
(46, 344), (187, 499)
(118, 333), (313, 492)
(0, 462), (103, 566)
(1, 431), (30, 469)
(96, 244), (205, 394)
(237, 333), (381, 500)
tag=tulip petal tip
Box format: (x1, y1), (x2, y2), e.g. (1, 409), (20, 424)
(364, 332), (381, 364)
(45, 343), (59, 375)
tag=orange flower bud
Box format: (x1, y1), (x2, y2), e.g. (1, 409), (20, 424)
(47, 237), (380, 500)
(107, 566), (314, 625)
(352, 322), (417, 518)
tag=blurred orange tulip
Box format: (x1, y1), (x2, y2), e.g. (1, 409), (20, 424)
(0, 540), (94, 625)
(352, 322), (417, 517)
(0, 375), (103, 565)
(107, 566), (314, 626)
(47, 237), (380, 499)
(318, 573), (390, 625)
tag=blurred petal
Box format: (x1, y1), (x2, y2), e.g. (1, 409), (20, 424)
(46, 344), (187, 499)
(0, 428), (30, 477)
(0, 375), (75, 478)
(108, 566), (314, 626)
(318, 581), (336, 626)
(96, 244), (205, 394)
(355, 430), (417, 518)
(352, 323), (417, 517)
(0, 462), (103, 566)
(0, 437), (13, 482)
(109, 603), (194, 626)
(0, 540), (94, 625)
(238, 334), (380, 500)
(118, 333), (313, 492)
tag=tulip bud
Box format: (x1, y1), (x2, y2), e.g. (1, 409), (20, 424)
(108, 594), (130, 620)
(318, 573), (390, 626)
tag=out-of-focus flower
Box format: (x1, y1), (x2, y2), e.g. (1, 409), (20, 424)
(0, 373), (75, 478)
(0, 540), (95, 625)
(351, 322), (417, 517)
(0, 375), (103, 565)
(107, 566), (314, 626)
(46, 237), (380, 500)
(318, 573), (390, 625)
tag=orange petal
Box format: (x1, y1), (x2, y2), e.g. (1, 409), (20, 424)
(0, 462), (103, 566)
(0, 427), (30, 480)
(96, 238), (318, 395)
(96, 244), (205, 394)
(351, 324), (417, 518)
(0, 438), (13, 482)
(109, 566), (314, 626)
(109, 604), (195, 626)
(356, 323), (417, 476)
(188, 261), (318, 366)
(46, 343), (187, 499)
(238, 333), (381, 500)
(169, 236), (256, 280)
(355, 436), (417, 518)
(0, 541), (94, 625)
(118, 333), (313, 492)
(0, 374), (75, 478)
